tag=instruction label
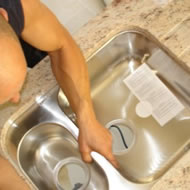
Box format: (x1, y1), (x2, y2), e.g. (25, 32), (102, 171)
(123, 64), (184, 126)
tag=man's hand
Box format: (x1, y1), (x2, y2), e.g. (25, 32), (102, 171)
(77, 115), (119, 169)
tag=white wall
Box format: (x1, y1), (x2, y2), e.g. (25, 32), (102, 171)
(41, 0), (105, 34)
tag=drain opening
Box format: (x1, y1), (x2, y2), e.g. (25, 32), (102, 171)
(109, 125), (129, 149)
(107, 121), (134, 153)
(54, 157), (90, 190)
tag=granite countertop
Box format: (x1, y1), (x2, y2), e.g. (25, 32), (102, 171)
(0, 0), (190, 189)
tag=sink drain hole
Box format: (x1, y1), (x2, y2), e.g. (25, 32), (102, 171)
(54, 157), (90, 190)
(109, 125), (128, 149)
(107, 120), (134, 154)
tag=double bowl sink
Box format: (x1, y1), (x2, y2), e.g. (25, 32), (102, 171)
(2, 27), (190, 190)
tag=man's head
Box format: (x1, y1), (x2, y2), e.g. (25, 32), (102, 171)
(0, 8), (27, 105)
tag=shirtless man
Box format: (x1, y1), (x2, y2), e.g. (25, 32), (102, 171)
(0, 0), (118, 189)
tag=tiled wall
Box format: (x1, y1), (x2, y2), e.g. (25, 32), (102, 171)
(41, 0), (105, 34)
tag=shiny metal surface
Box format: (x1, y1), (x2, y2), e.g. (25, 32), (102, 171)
(18, 123), (107, 190)
(4, 28), (190, 190)
(53, 157), (90, 190)
(58, 29), (190, 183)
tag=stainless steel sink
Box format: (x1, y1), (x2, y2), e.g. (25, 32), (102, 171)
(3, 27), (190, 190)
(18, 123), (108, 190)
(3, 88), (109, 190)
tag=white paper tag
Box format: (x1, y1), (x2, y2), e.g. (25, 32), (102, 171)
(123, 64), (184, 126)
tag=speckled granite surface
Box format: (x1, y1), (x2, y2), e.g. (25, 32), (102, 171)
(0, 0), (190, 189)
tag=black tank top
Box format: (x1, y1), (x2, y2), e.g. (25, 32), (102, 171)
(0, 0), (47, 67)
(0, 0), (24, 36)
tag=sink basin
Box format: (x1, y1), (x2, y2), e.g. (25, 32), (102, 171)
(18, 123), (108, 190)
(3, 27), (190, 190)
(58, 28), (190, 184)
(3, 89), (109, 190)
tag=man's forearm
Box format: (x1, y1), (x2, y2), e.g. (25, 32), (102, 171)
(49, 28), (95, 122)
(20, 0), (118, 168)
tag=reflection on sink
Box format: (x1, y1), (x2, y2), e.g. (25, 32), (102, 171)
(17, 123), (108, 190)
(58, 28), (190, 184)
(3, 27), (190, 190)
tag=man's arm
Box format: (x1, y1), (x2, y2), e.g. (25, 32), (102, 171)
(0, 157), (30, 190)
(21, 0), (118, 168)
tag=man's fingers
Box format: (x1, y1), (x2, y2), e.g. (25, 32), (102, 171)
(110, 159), (119, 169)
(80, 146), (119, 168)
(82, 150), (119, 169)
(106, 153), (119, 169)
(100, 149), (119, 169)
(81, 151), (93, 163)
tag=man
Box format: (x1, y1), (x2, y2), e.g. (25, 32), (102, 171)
(0, 0), (118, 188)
